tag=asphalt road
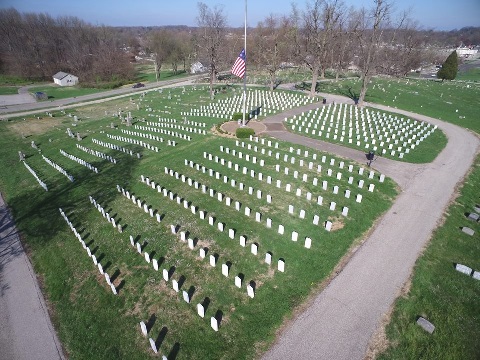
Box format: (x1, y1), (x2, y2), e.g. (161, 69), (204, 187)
(0, 75), (202, 117)
(261, 97), (479, 359)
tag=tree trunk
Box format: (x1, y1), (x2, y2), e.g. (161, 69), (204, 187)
(320, 66), (325, 79)
(209, 67), (215, 98)
(310, 66), (319, 97)
(358, 73), (370, 106)
(269, 71), (275, 92)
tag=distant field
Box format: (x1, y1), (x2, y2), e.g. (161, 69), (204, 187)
(134, 64), (188, 83)
(0, 87), (20, 95)
(456, 67), (480, 81)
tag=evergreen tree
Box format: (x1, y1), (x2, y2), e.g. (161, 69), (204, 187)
(437, 50), (458, 81)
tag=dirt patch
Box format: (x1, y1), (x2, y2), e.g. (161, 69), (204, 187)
(221, 120), (267, 135)
(364, 311), (392, 360)
(7, 117), (64, 136)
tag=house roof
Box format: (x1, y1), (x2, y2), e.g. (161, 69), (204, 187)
(53, 71), (71, 80)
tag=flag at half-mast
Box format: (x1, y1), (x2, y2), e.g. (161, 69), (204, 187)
(231, 49), (246, 78)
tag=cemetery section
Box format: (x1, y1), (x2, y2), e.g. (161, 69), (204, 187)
(1, 84), (408, 359)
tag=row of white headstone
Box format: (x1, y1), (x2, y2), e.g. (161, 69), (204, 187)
(23, 161), (48, 191)
(286, 104), (436, 158)
(89, 196), (123, 232)
(184, 89), (318, 120)
(139, 321), (168, 357)
(219, 144), (375, 193)
(116, 185), (164, 223)
(58, 207), (118, 294)
(289, 103), (431, 136)
(121, 128), (174, 145)
(135, 124), (191, 141)
(176, 158), (323, 243)
(106, 133), (160, 152)
(183, 159), (274, 204)
(92, 138), (136, 157)
(201, 151), (368, 207)
(239, 139), (384, 183)
(129, 177), (268, 302)
(41, 154), (74, 182)
(140, 173), (286, 273)
(60, 149), (98, 173)
(76, 143), (117, 164)
(150, 120), (207, 135)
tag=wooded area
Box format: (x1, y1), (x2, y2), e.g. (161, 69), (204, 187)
(1, 1), (478, 94)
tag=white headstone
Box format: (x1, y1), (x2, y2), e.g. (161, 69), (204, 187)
(278, 259), (285, 272)
(210, 255), (216, 267)
(265, 252), (272, 265)
(182, 290), (190, 303)
(140, 321), (148, 336)
(247, 284), (255, 298)
(222, 263), (229, 277)
(325, 221), (332, 231)
(211, 317), (219, 331)
(197, 303), (205, 318)
(305, 237), (312, 248)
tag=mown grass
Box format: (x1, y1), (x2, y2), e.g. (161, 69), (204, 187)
(27, 85), (105, 100)
(308, 77), (480, 134)
(378, 155), (480, 360)
(457, 67), (480, 81)
(0, 86), (20, 95)
(134, 63), (188, 83)
(0, 85), (398, 359)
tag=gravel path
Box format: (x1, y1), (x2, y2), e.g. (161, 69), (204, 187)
(261, 96), (479, 360)
(0, 193), (64, 360)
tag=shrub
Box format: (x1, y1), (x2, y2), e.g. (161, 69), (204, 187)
(232, 112), (249, 121)
(236, 127), (255, 138)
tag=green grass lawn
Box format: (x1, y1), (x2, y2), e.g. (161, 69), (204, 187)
(0, 85), (398, 359)
(134, 63), (188, 83)
(0, 86), (20, 95)
(456, 67), (480, 81)
(377, 155), (480, 360)
(28, 85), (105, 100)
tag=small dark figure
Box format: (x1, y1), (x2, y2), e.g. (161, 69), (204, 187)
(367, 151), (375, 167)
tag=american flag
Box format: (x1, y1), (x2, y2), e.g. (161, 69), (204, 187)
(231, 49), (246, 78)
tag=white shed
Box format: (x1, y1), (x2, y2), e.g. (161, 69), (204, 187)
(53, 72), (79, 86)
(190, 62), (205, 74)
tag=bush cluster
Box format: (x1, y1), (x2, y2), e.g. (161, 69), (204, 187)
(236, 127), (255, 138)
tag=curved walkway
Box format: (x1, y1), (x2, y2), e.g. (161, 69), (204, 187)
(261, 96), (479, 359)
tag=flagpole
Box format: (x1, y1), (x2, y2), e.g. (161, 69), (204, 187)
(242, 0), (247, 127)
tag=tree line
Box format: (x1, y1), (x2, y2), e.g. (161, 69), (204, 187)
(1, 1), (477, 100)
(0, 8), (134, 86)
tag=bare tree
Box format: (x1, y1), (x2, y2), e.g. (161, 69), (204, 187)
(302, 0), (344, 97)
(196, 2), (227, 97)
(252, 14), (293, 91)
(357, 0), (394, 106)
(148, 29), (176, 82)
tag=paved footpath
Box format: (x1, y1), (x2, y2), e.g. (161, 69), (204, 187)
(261, 96), (479, 359)
(0, 193), (64, 360)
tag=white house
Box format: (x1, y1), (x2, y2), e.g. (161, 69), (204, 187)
(53, 72), (79, 86)
(190, 62), (205, 74)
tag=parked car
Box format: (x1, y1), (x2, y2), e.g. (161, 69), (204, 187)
(132, 83), (145, 88)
